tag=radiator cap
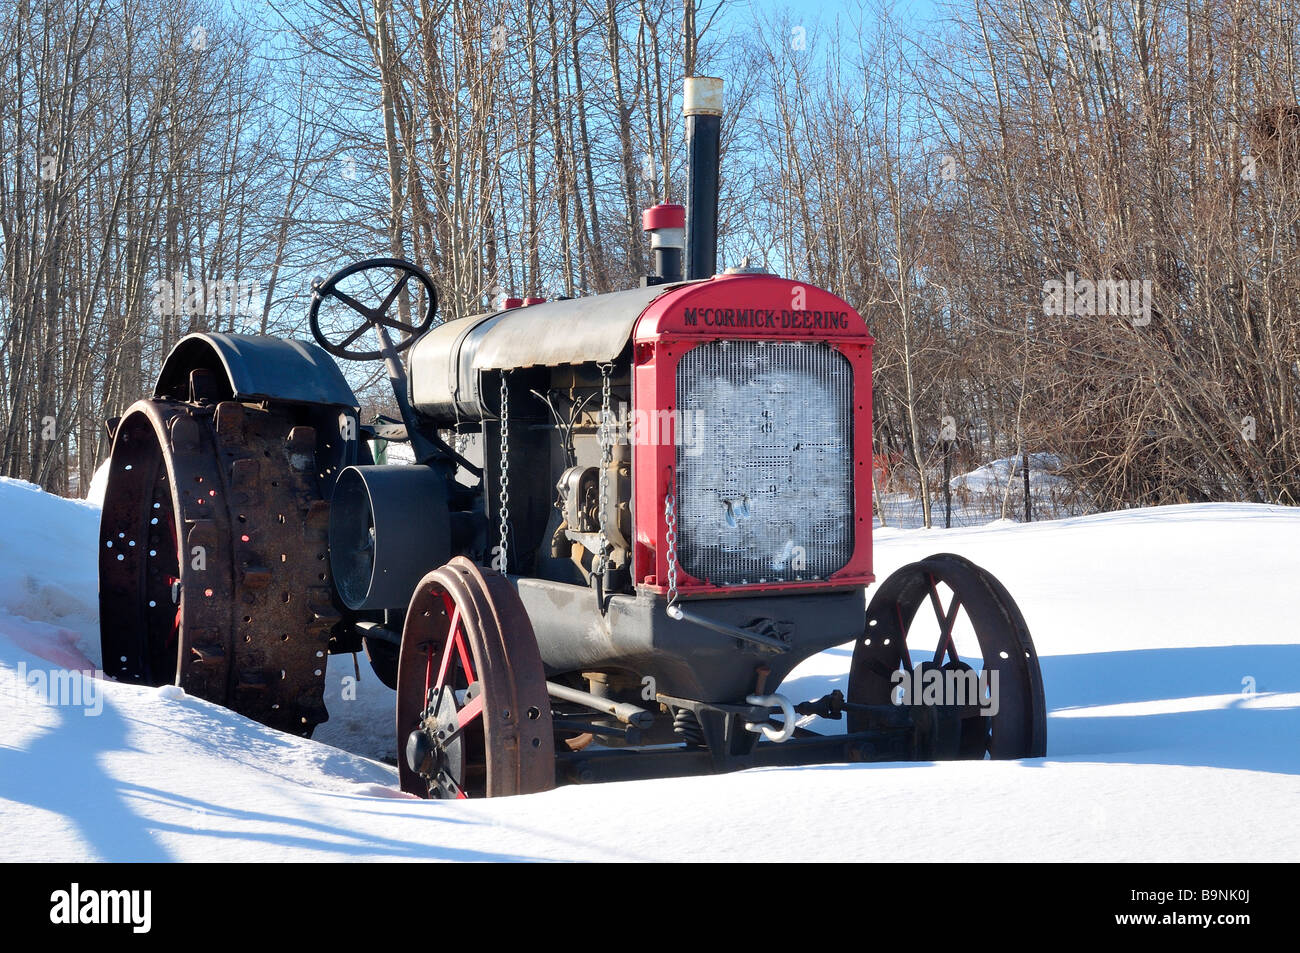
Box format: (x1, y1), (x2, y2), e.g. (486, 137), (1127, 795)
(722, 255), (769, 275)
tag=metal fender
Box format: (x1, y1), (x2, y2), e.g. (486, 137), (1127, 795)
(153, 332), (358, 408)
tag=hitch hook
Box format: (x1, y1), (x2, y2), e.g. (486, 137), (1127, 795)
(744, 693), (796, 743)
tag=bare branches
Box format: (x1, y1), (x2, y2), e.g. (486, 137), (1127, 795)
(3, 0), (1296, 510)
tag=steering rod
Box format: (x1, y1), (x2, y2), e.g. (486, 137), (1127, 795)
(369, 319), (442, 465)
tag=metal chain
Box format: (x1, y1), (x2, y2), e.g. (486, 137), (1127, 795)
(495, 372), (510, 572)
(664, 479), (680, 615)
(594, 363), (614, 574)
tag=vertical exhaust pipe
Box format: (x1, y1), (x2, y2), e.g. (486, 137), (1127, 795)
(684, 76), (723, 280)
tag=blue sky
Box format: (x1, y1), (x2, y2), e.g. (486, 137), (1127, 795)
(231, 0), (944, 40)
(717, 0), (941, 29)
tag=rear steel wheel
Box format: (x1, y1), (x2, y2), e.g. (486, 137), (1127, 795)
(99, 397), (340, 735)
(396, 558), (555, 798)
(848, 553), (1046, 759)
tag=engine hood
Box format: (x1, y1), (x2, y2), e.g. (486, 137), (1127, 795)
(407, 281), (696, 421)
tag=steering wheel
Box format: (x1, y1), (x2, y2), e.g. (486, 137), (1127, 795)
(309, 257), (437, 361)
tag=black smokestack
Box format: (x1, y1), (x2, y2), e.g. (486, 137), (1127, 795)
(684, 76), (723, 280)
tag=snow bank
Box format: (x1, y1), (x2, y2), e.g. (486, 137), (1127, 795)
(0, 477), (101, 672)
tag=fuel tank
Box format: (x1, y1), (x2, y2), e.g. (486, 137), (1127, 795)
(407, 282), (689, 422)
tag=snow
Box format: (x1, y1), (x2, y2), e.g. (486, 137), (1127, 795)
(876, 453), (1073, 528)
(948, 452), (1063, 493)
(84, 459), (110, 506)
(1, 474), (1297, 861)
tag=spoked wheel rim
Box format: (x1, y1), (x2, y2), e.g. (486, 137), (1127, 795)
(848, 553), (1046, 759)
(105, 411), (183, 684)
(101, 402), (234, 695)
(396, 557), (555, 798)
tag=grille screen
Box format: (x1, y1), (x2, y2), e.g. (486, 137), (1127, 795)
(675, 340), (854, 586)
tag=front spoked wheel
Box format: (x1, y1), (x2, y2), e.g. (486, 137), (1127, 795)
(395, 558), (555, 798)
(848, 553), (1046, 760)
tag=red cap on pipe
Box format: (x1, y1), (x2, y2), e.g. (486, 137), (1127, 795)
(642, 203), (685, 232)
(522, 297), (546, 306)
(502, 297), (524, 310)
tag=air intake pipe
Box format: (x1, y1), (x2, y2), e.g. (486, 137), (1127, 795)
(642, 203), (685, 283)
(684, 76), (723, 280)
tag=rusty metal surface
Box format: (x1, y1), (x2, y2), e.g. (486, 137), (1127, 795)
(396, 557), (555, 798)
(100, 398), (337, 736)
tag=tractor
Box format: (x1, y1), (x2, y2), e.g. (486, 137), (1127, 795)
(98, 77), (1046, 798)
